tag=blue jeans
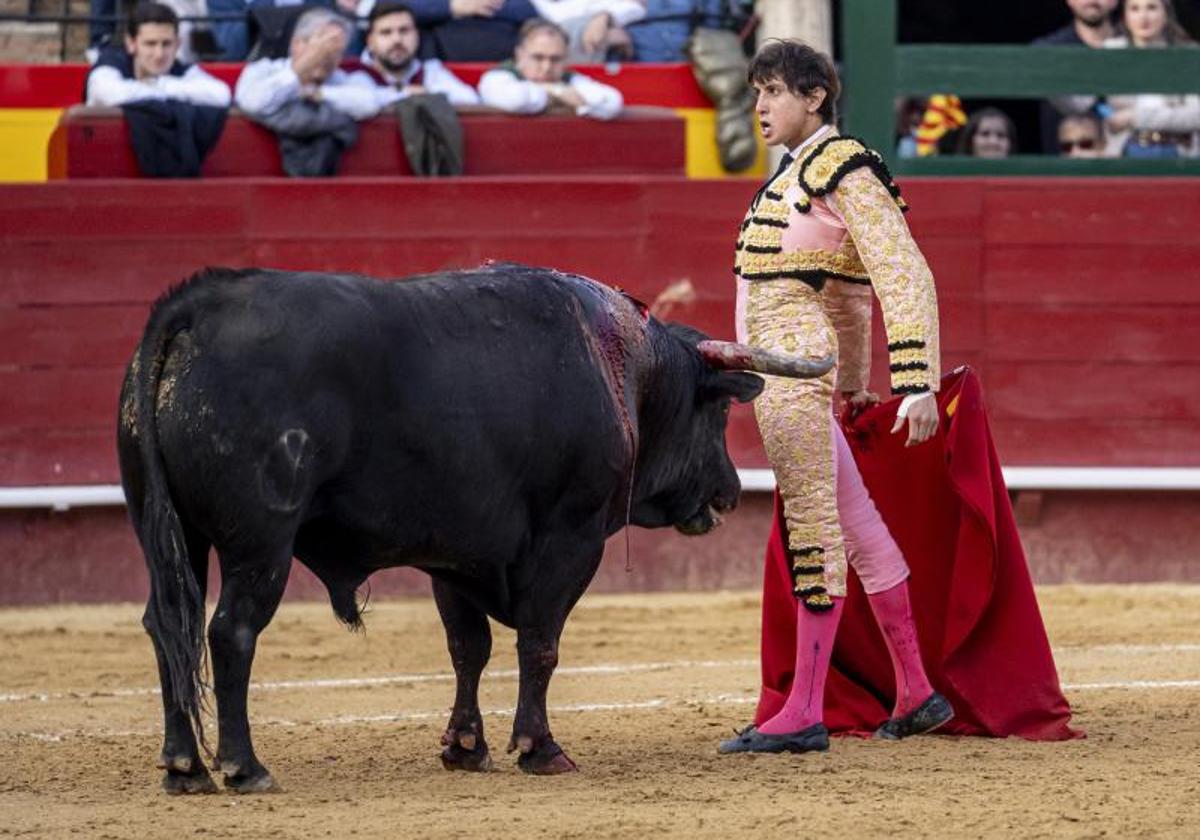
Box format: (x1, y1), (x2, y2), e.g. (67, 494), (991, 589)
(1123, 138), (1180, 159)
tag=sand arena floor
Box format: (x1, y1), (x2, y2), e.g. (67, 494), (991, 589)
(2, 585), (1199, 839)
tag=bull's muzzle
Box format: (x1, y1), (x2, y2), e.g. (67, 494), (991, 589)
(697, 340), (835, 379)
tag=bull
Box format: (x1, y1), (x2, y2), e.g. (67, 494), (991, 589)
(118, 263), (831, 793)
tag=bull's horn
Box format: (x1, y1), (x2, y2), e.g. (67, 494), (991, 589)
(697, 340), (835, 379)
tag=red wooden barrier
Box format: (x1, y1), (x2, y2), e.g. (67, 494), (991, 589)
(1, 176), (1199, 490)
(48, 106), (685, 179)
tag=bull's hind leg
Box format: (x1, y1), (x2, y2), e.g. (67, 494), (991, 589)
(208, 548), (291, 793)
(145, 523), (218, 795)
(432, 579), (494, 772)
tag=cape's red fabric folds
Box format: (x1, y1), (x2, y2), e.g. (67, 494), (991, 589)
(752, 367), (1080, 740)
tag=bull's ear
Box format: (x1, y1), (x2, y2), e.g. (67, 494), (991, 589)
(715, 371), (764, 404)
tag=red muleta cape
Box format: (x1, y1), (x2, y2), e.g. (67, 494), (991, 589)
(753, 367), (1080, 739)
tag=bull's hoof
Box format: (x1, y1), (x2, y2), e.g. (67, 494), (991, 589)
(515, 741), (578, 775)
(161, 768), (218, 795)
(441, 742), (494, 772)
(223, 770), (279, 794)
(218, 758), (279, 794)
(440, 727), (492, 772)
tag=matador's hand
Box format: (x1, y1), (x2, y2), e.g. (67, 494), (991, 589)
(843, 390), (880, 417)
(891, 392), (938, 447)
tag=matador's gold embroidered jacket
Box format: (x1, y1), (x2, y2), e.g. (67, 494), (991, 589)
(734, 132), (940, 394)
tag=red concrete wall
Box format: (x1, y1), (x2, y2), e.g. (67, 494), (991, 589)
(48, 108), (686, 179)
(1, 175), (1198, 603)
(2, 176), (1198, 488)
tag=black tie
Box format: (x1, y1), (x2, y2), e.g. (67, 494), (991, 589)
(751, 152), (794, 211)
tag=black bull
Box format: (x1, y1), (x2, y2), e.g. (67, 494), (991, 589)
(118, 264), (831, 792)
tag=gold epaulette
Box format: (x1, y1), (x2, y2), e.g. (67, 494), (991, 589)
(792, 135), (908, 214)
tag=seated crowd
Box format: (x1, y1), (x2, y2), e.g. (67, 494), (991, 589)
(81, 0), (1200, 174)
(90, 0), (725, 64)
(86, 2), (628, 175)
(896, 0), (1200, 160)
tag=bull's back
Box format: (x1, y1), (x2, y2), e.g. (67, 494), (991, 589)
(151, 267), (629, 545)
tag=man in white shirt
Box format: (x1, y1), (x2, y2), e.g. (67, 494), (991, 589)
(478, 18), (623, 120)
(86, 2), (231, 108)
(234, 7), (381, 122)
(347, 2), (480, 108)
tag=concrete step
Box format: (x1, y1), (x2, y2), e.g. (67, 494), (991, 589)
(0, 22), (63, 63)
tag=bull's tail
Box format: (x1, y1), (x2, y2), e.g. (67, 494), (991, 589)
(130, 286), (209, 752)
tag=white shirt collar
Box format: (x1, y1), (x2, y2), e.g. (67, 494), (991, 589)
(787, 123), (833, 158)
(362, 49), (422, 87)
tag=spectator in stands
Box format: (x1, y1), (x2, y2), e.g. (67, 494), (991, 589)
(625, 0), (720, 62)
(1031, 0), (1119, 153)
(1102, 0), (1200, 158)
(207, 0), (248, 60)
(401, 0), (539, 62)
(895, 97), (925, 158)
(235, 7), (380, 121)
(87, 2), (231, 108)
(478, 18), (623, 119)
(208, 0), (360, 61)
(528, 0), (646, 62)
(1057, 113), (1106, 157)
(955, 107), (1017, 158)
(347, 2), (480, 106)
(236, 7), (381, 175)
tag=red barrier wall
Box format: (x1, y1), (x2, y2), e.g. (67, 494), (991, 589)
(3, 175), (1198, 488)
(1, 175), (1198, 602)
(48, 107), (686, 179)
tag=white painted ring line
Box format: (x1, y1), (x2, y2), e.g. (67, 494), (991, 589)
(3, 644), (1199, 705)
(9, 681), (1200, 744)
(0, 659), (758, 704)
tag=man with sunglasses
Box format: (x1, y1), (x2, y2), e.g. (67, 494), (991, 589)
(1057, 113), (1106, 158)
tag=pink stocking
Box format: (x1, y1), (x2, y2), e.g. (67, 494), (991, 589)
(756, 597), (845, 735)
(867, 580), (935, 717)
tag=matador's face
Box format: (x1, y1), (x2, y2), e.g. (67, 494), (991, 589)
(752, 76), (826, 150)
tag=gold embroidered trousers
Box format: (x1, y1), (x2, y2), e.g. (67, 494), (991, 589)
(745, 279), (846, 606)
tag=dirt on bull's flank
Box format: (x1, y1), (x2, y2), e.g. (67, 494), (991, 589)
(2, 585), (1200, 838)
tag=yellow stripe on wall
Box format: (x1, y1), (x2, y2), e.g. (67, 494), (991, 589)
(0, 109), (62, 182)
(675, 107), (767, 179)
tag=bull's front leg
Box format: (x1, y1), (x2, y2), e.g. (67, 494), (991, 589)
(432, 579), (494, 772)
(510, 623), (577, 774)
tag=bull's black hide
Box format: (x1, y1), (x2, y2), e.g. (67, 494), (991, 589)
(118, 263), (764, 792)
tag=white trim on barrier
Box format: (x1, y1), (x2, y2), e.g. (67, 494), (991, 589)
(1, 466), (1199, 510)
(740, 467), (1200, 492)
(0, 485), (127, 511)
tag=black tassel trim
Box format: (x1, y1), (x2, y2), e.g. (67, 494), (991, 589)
(740, 268), (870, 291)
(889, 360), (929, 373)
(793, 201), (811, 214)
(742, 244), (783, 254)
(802, 595), (835, 613)
(798, 134), (907, 210)
(764, 190), (784, 201)
(892, 384), (932, 395)
(887, 338), (926, 352)
(791, 546), (824, 557)
(748, 216), (789, 228)
(792, 565), (825, 576)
